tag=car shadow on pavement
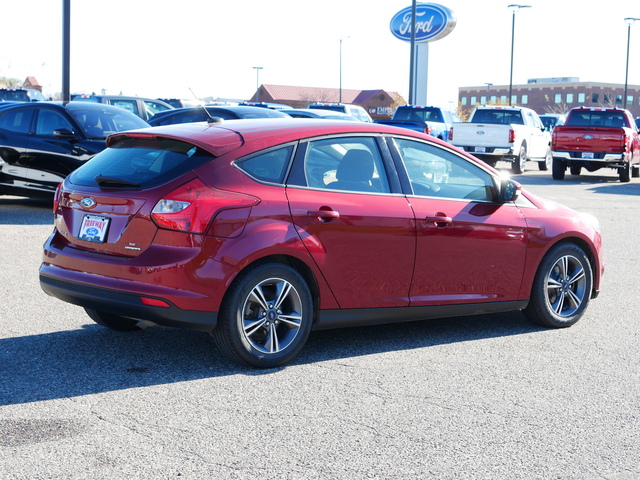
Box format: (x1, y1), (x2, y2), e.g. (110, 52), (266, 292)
(510, 170), (637, 190)
(0, 196), (54, 225)
(0, 311), (542, 406)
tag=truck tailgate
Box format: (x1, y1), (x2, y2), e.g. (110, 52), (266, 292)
(453, 123), (509, 147)
(552, 127), (625, 153)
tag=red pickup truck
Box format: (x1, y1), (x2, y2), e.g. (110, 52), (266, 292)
(551, 107), (640, 182)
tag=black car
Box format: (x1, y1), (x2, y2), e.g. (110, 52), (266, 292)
(148, 105), (290, 126)
(0, 101), (148, 198)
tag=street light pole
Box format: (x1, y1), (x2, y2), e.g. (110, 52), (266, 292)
(508, 4), (531, 106)
(339, 36), (350, 103)
(485, 83), (493, 104)
(624, 18), (640, 109)
(253, 66), (263, 102)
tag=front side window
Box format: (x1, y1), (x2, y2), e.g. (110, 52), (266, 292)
(394, 138), (495, 202)
(35, 110), (74, 135)
(296, 137), (390, 194)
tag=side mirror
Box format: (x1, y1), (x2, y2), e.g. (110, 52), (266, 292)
(53, 128), (76, 139)
(499, 178), (521, 203)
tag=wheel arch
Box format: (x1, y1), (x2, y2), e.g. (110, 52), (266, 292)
(219, 254), (324, 324)
(521, 236), (602, 301)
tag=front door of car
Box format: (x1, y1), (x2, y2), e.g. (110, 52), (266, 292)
(23, 108), (96, 194)
(286, 136), (415, 309)
(392, 137), (528, 306)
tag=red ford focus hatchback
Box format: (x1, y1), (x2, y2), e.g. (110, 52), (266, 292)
(40, 119), (603, 367)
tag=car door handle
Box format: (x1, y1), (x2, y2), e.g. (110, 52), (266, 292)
(425, 214), (452, 227)
(307, 209), (340, 222)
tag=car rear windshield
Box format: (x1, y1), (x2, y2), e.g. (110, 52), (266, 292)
(471, 109), (524, 125)
(309, 105), (344, 113)
(566, 111), (628, 128)
(0, 89), (30, 102)
(69, 137), (215, 189)
(394, 108), (444, 123)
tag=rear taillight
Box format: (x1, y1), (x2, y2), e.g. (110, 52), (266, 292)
(53, 183), (62, 213)
(508, 129), (516, 144)
(151, 179), (259, 234)
(424, 125), (432, 135)
(449, 127), (453, 141)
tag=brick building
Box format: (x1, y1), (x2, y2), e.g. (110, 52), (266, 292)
(458, 78), (640, 119)
(249, 84), (406, 120)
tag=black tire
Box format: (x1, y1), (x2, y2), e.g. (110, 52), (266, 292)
(524, 243), (593, 328)
(512, 145), (527, 174)
(619, 162), (631, 183)
(552, 158), (565, 180)
(212, 262), (313, 368)
(570, 165), (581, 176)
(632, 165), (640, 178)
(85, 308), (141, 332)
(538, 147), (552, 171)
(483, 158), (497, 168)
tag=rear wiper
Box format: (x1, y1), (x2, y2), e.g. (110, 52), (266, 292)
(94, 174), (140, 188)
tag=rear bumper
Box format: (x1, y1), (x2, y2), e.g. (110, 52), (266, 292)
(552, 151), (625, 163)
(457, 145), (514, 158)
(39, 272), (218, 331)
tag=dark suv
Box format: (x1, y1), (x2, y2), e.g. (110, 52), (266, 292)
(0, 101), (148, 198)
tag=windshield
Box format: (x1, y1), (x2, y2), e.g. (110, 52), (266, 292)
(69, 137), (214, 188)
(67, 106), (148, 139)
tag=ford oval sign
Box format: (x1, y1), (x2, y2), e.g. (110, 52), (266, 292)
(390, 3), (456, 43)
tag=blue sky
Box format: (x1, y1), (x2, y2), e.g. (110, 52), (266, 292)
(2, 1), (640, 108)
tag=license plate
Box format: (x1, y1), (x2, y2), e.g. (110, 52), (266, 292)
(78, 215), (110, 243)
(582, 152), (594, 159)
(474, 147), (486, 153)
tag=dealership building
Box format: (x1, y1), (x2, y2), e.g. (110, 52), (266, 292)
(459, 78), (640, 119)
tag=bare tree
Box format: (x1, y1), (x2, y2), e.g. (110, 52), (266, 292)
(0, 77), (22, 88)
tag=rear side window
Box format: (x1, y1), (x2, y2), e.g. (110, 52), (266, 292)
(69, 138), (214, 188)
(110, 99), (139, 116)
(235, 146), (294, 184)
(0, 108), (34, 133)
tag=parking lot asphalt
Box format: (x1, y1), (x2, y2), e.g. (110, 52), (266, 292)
(1, 164), (639, 479)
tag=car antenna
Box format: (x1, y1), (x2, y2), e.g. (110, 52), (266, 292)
(189, 87), (223, 125)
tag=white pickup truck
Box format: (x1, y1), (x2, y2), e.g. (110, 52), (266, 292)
(452, 106), (552, 173)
